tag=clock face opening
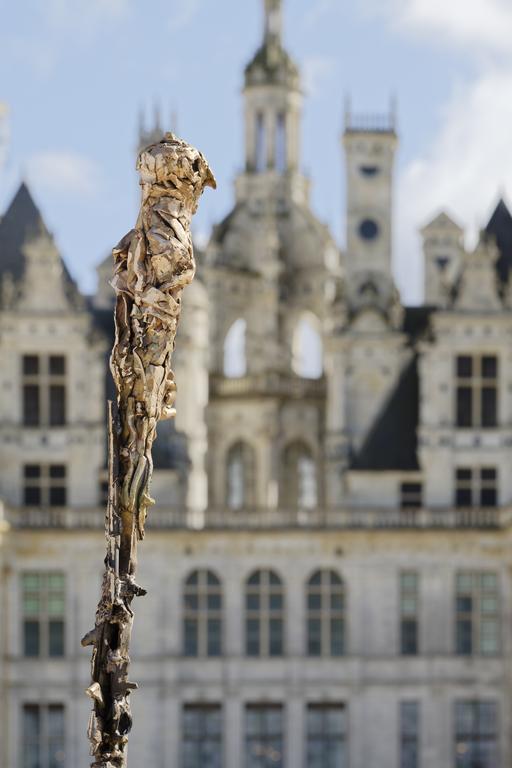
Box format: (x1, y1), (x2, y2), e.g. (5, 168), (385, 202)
(359, 218), (379, 240)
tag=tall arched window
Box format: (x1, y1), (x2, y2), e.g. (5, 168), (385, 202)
(183, 570), (222, 657)
(292, 314), (323, 379)
(226, 441), (255, 510)
(223, 318), (247, 378)
(306, 570), (345, 656)
(246, 569), (284, 657)
(281, 441), (318, 509)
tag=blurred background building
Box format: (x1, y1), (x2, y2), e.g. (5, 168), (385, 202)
(0, 1), (511, 766)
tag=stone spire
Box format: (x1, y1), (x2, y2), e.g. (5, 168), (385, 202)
(264, 0), (282, 43)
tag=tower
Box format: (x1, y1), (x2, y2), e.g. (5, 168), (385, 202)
(239, 0), (307, 205)
(342, 104), (397, 278)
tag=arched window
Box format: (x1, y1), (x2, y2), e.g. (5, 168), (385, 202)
(223, 318), (247, 378)
(246, 569), (284, 657)
(306, 570), (345, 656)
(281, 441), (318, 509)
(183, 570), (222, 657)
(226, 441), (255, 510)
(292, 314), (323, 379)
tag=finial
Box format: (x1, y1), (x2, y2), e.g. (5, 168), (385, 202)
(264, 0), (282, 43)
(343, 93), (351, 129)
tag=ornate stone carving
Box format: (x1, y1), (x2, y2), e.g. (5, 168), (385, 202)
(82, 133), (215, 767)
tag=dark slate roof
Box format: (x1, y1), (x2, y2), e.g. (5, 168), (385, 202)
(0, 182), (80, 300)
(351, 355), (420, 471)
(245, 41), (300, 88)
(0, 182), (50, 280)
(401, 305), (435, 342)
(485, 198), (512, 284)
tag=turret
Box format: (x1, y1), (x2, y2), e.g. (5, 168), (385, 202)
(421, 212), (463, 306)
(342, 104), (397, 279)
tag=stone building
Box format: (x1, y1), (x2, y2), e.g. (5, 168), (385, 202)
(0, 1), (511, 766)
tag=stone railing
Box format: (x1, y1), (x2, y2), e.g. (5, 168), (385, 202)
(2, 504), (510, 531)
(210, 372), (326, 400)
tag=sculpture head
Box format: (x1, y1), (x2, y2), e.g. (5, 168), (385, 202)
(137, 132), (216, 210)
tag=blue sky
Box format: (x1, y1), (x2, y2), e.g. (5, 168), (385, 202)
(1, 0), (512, 303)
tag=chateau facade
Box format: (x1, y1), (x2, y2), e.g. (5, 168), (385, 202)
(0, 1), (511, 766)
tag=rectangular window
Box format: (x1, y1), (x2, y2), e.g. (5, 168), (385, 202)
(22, 703), (65, 768)
(456, 572), (500, 656)
(23, 465), (67, 507)
(455, 701), (498, 768)
(22, 572), (65, 657)
(245, 704), (283, 768)
(400, 483), (422, 510)
(400, 701), (419, 768)
(306, 703), (347, 768)
(400, 572), (419, 655)
(455, 468), (497, 508)
(182, 704), (222, 768)
(22, 354), (67, 427)
(455, 355), (498, 428)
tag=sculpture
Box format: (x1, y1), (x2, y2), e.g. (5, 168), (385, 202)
(82, 133), (216, 767)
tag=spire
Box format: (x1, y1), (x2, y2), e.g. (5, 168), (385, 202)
(264, 0), (282, 43)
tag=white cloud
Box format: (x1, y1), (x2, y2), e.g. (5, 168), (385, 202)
(27, 150), (103, 197)
(395, 69), (512, 302)
(372, 0), (512, 56)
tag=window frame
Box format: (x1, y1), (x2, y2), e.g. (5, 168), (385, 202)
(245, 703), (284, 768)
(455, 571), (500, 657)
(306, 569), (345, 657)
(454, 354), (498, 429)
(400, 571), (419, 656)
(21, 571), (66, 658)
(454, 700), (499, 768)
(22, 354), (67, 428)
(182, 703), (223, 768)
(455, 467), (497, 509)
(306, 702), (347, 768)
(22, 703), (66, 768)
(245, 569), (284, 657)
(23, 464), (67, 508)
(183, 570), (222, 658)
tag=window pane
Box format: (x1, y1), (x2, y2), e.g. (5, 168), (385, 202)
(50, 465), (66, 479)
(24, 487), (42, 506)
(49, 386), (66, 426)
(247, 619), (260, 656)
(481, 388), (497, 427)
(24, 620), (40, 657)
(49, 620), (65, 657)
(480, 488), (497, 508)
(456, 488), (472, 508)
(184, 620), (198, 656)
(269, 619), (283, 656)
(24, 465), (41, 479)
(23, 355), (39, 375)
(49, 486), (67, 507)
(456, 620), (472, 655)
(23, 385), (40, 426)
(307, 619), (321, 656)
(456, 387), (472, 427)
(22, 705), (41, 768)
(482, 356), (497, 379)
(207, 619), (222, 657)
(331, 619), (344, 656)
(401, 620), (418, 655)
(49, 356), (66, 375)
(457, 356), (472, 378)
